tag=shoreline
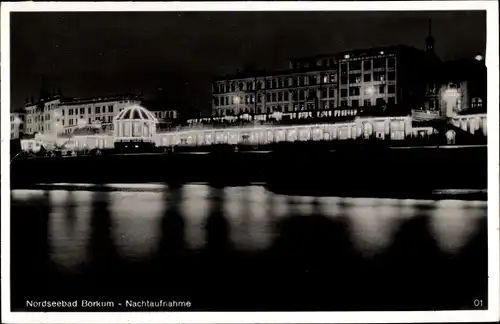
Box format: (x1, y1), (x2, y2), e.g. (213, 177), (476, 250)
(10, 146), (487, 197)
(10, 146), (487, 201)
(11, 182), (488, 201)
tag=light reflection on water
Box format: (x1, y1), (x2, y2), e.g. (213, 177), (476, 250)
(47, 190), (92, 272)
(11, 183), (487, 272)
(109, 191), (165, 261)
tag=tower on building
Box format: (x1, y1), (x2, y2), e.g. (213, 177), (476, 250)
(426, 18), (435, 53)
(38, 75), (51, 102)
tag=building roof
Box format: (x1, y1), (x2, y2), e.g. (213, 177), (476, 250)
(115, 104), (157, 121)
(24, 95), (62, 107)
(290, 45), (421, 63)
(60, 93), (142, 106)
(213, 66), (338, 82)
(213, 45), (422, 82)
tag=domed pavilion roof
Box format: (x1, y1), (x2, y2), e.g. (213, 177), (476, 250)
(114, 105), (157, 122)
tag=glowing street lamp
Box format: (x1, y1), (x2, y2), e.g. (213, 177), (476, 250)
(475, 54), (483, 61)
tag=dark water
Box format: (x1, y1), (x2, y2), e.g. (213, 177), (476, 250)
(11, 183), (488, 311)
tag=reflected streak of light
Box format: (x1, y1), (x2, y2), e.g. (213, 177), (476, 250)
(106, 183), (167, 190)
(109, 192), (164, 260)
(400, 199), (435, 206)
(398, 205), (421, 219)
(246, 200), (273, 250)
(247, 185), (269, 203)
(182, 184), (210, 199)
(347, 204), (401, 257)
(317, 197), (343, 218)
(271, 195), (290, 218)
(223, 189), (245, 249)
(430, 205), (484, 254)
(51, 183), (96, 188)
(344, 197), (381, 206)
(48, 191), (92, 272)
(181, 187), (210, 249)
(11, 189), (46, 200)
(468, 200), (488, 207)
(436, 199), (466, 209)
(48, 190), (69, 205)
(223, 186), (273, 251)
(296, 202), (314, 215)
(291, 195), (315, 204)
(223, 186), (246, 200)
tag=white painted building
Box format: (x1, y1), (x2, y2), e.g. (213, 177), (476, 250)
(58, 95), (141, 135)
(22, 94), (141, 137)
(10, 112), (25, 139)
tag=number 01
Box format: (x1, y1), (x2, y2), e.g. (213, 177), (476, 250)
(474, 299), (483, 307)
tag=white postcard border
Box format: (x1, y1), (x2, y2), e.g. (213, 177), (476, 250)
(1, 2), (498, 323)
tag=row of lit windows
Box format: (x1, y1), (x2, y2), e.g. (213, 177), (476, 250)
(338, 97), (396, 107)
(214, 84), (396, 106)
(340, 85), (397, 98)
(291, 57), (336, 70)
(63, 105), (114, 116)
(213, 57), (396, 94)
(214, 87), (339, 107)
(214, 71), (396, 100)
(10, 115), (25, 122)
(154, 111), (177, 119)
(28, 114), (50, 124)
(64, 115), (114, 126)
(214, 100), (340, 116)
(339, 57), (396, 72)
(26, 105), (116, 123)
(214, 73), (338, 94)
(26, 102), (58, 113)
(340, 71), (396, 84)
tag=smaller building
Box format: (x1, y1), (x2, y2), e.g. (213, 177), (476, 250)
(22, 92), (142, 137)
(10, 112), (26, 139)
(113, 104), (158, 151)
(423, 57), (486, 117)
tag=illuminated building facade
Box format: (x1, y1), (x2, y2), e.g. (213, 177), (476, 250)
(24, 96), (61, 135)
(57, 94), (142, 134)
(212, 45), (428, 121)
(425, 58), (487, 117)
(20, 112), (486, 154)
(21, 93), (142, 136)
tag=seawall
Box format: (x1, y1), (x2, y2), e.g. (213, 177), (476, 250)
(10, 146), (487, 198)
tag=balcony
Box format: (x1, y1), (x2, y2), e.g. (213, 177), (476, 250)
(411, 109), (442, 121)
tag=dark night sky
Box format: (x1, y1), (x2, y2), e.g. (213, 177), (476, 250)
(11, 11), (485, 115)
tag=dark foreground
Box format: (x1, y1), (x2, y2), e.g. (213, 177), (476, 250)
(11, 183), (488, 311)
(11, 146), (487, 197)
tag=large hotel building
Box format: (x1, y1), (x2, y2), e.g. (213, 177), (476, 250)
(212, 45), (429, 120)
